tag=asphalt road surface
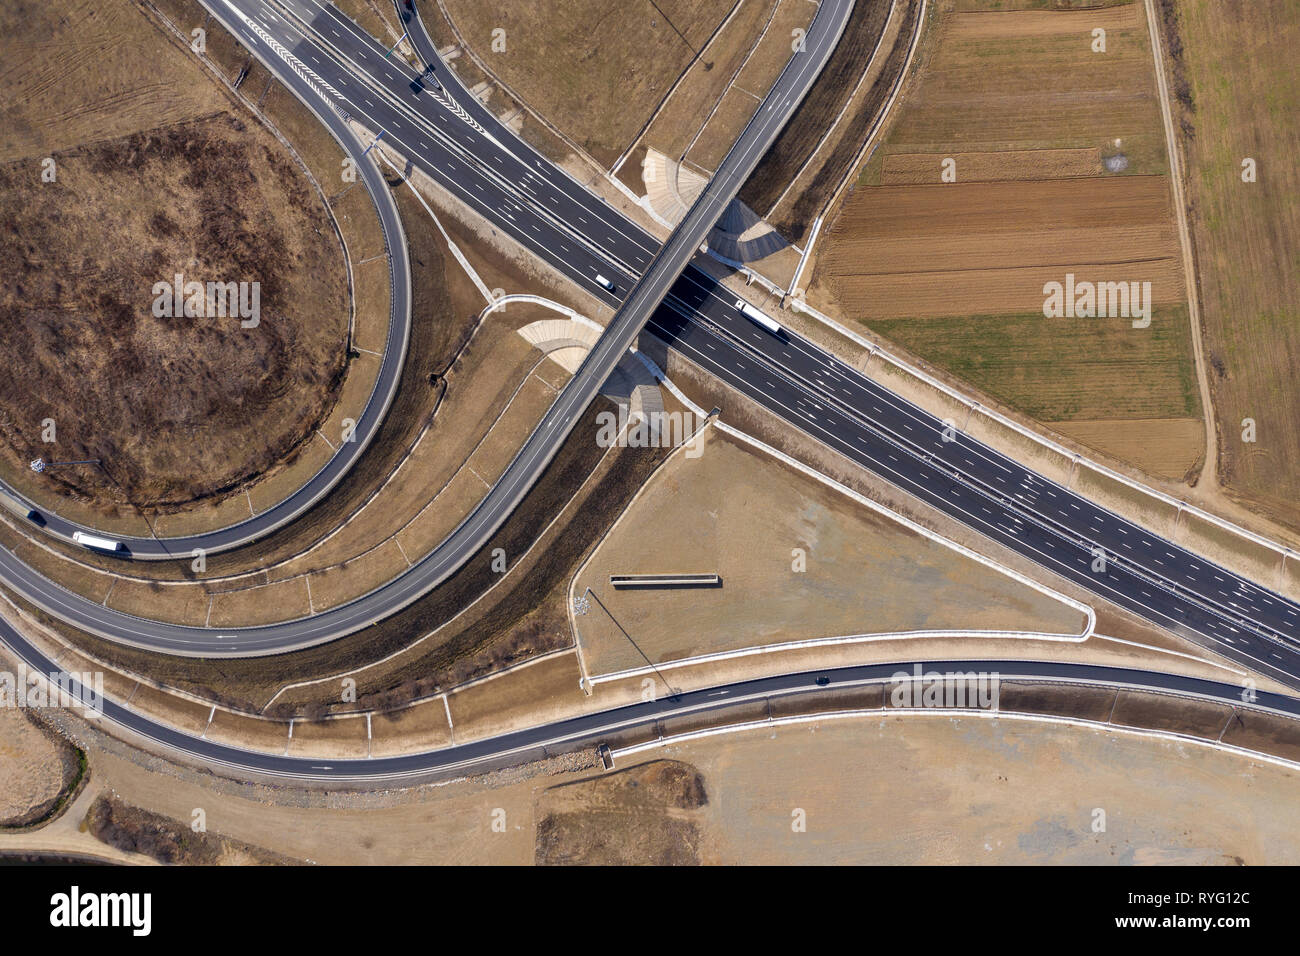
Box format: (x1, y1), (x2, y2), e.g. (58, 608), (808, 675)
(0, 608), (1292, 782)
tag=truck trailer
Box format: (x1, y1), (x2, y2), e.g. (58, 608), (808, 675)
(735, 298), (782, 335)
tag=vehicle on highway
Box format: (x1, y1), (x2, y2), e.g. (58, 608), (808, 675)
(0, 490), (38, 522)
(735, 298), (782, 336)
(72, 531), (125, 553)
(595, 274), (616, 292)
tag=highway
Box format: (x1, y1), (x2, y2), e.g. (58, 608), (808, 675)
(317, 0), (1300, 691)
(0, 0), (1298, 696)
(0, 608), (1294, 782)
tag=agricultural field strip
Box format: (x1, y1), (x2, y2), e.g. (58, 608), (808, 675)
(1139, 0), (1215, 480)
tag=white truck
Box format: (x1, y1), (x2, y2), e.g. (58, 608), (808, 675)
(735, 298), (782, 336)
(72, 531), (124, 553)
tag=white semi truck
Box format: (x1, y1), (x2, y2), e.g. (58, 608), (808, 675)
(72, 531), (124, 553)
(735, 298), (782, 335)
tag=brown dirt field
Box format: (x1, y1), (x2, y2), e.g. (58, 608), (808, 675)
(0, 711), (83, 829)
(535, 760), (708, 865)
(664, 712), (1300, 864)
(881, 147), (1102, 183)
(0, 15), (351, 515)
(953, 0), (1127, 10)
(878, 2), (1167, 175)
(1053, 417), (1202, 481)
(0, 0), (227, 162)
(441, 0), (735, 168)
(574, 427), (1085, 677)
(820, 176), (1183, 319)
(1162, 0), (1300, 531)
(828, 260), (1185, 321)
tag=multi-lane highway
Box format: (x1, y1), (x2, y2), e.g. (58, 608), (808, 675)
(336, 0), (1300, 691)
(1, 0), (1299, 697)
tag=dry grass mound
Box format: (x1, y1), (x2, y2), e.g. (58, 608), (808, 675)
(0, 112), (349, 510)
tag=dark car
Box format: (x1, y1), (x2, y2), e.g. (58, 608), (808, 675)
(815, 676), (830, 687)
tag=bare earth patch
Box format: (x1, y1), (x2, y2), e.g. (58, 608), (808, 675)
(573, 427), (1085, 677)
(0, 709), (82, 829)
(0, 0), (226, 162)
(534, 760), (708, 865)
(85, 793), (297, 864)
(665, 713), (1300, 864)
(440, 0), (733, 167)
